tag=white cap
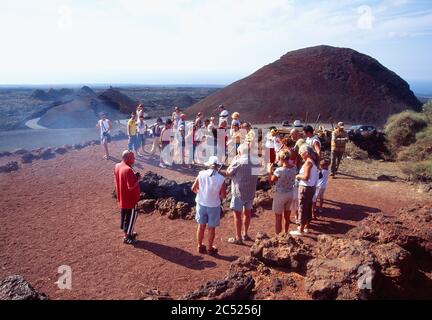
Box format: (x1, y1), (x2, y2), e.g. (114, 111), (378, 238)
(220, 110), (229, 117)
(293, 120), (302, 127)
(204, 155), (221, 167)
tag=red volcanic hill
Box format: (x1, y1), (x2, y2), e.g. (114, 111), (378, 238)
(186, 45), (422, 125)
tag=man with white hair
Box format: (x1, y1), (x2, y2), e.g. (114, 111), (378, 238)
(114, 150), (141, 244)
(226, 143), (258, 244)
(191, 156), (227, 255)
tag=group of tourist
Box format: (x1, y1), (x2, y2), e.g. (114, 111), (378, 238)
(113, 103), (350, 252)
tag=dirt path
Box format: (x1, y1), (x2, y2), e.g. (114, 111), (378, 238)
(0, 140), (431, 299)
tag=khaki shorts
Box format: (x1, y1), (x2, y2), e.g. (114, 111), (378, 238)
(272, 192), (293, 213)
(291, 186), (299, 211)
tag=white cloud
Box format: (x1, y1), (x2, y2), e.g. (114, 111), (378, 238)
(357, 5), (375, 29)
(58, 5), (73, 29)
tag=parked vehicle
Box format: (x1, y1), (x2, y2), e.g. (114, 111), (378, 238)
(348, 125), (377, 137)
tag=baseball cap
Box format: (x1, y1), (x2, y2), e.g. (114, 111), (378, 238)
(337, 122), (344, 128)
(204, 156), (221, 167)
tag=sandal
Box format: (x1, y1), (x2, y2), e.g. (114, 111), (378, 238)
(241, 234), (253, 242)
(227, 237), (243, 245)
(197, 245), (207, 254)
(208, 247), (218, 256)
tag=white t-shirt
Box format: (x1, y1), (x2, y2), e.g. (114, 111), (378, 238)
(306, 136), (321, 149)
(317, 169), (330, 189)
(137, 121), (147, 135)
(195, 169), (225, 207)
(265, 133), (274, 149)
(98, 119), (110, 138)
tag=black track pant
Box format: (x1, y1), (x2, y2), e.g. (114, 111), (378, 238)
(120, 206), (138, 236)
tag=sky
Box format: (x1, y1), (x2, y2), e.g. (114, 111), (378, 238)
(0, 0), (431, 89)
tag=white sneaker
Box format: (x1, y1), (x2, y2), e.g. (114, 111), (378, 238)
(159, 163), (167, 168)
(289, 230), (303, 236)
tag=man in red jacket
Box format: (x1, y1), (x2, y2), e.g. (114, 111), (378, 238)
(114, 150), (141, 244)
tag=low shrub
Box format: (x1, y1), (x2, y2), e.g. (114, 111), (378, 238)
(345, 142), (369, 160)
(384, 111), (427, 150)
(397, 126), (432, 161)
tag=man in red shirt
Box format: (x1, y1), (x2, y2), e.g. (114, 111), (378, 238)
(114, 150), (141, 244)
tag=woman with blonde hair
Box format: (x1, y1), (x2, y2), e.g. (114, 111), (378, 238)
(268, 150), (297, 234)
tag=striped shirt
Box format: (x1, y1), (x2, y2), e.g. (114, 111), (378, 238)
(227, 154), (259, 202)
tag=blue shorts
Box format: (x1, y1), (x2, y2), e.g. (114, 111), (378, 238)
(195, 203), (221, 228)
(230, 196), (253, 212)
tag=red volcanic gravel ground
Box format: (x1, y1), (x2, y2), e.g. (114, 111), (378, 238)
(0, 140), (431, 299)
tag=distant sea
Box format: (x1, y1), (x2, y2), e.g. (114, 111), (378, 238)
(409, 80), (432, 96)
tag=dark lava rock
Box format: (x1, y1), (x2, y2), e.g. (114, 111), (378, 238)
(21, 152), (40, 164)
(73, 144), (84, 150)
(256, 176), (272, 191)
(14, 148), (29, 155)
(0, 275), (48, 300)
(0, 151), (12, 157)
(377, 174), (396, 181)
(0, 161), (19, 173)
(250, 233), (313, 270)
(54, 147), (68, 155)
(154, 197), (193, 220)
(183, 271), (254, 300)
(39, 148), (55, 160)
(253, 190), (273, 209)
(305, 235), (416, 300)
(140, 172), (195, 205)
(137, 199), (156, 214)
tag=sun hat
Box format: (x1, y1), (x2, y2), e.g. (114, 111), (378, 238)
(204, 155), (221, 167)
(220, 110), (229, 117)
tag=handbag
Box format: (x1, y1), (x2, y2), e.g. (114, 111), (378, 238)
(101, 121), (112, 143)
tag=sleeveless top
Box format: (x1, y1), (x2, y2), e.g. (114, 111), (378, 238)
(299, 160), (319, 187)
(195, 169), (225, 207)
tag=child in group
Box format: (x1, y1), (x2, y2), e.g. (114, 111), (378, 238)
(268, 150), (297, 235)
(312, 159), (330, 219)
(227, 123), (241, 158)
(230, 112), (241, 132)
(137, 115), (148, 157)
